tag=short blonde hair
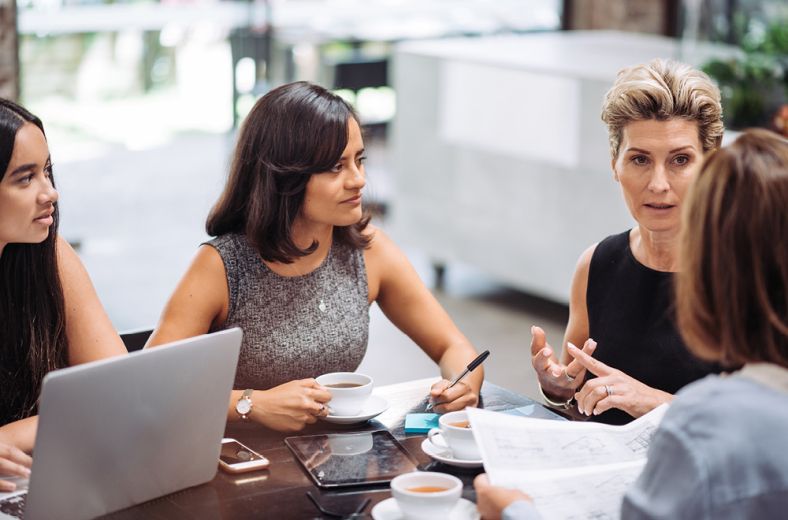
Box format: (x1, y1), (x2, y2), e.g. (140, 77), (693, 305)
(601, 58), (723, 158)
(676, 129), (788, 367)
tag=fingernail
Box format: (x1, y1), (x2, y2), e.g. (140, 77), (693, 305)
(593, 409), (600, 415)
(530, 325), (535, 334)
(567, 343), (578, 351)
(23, 467), (31, 476)
(543, 349), (551, 357)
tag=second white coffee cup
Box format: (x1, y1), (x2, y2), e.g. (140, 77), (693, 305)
(315, 372), (373, 416)
(390, 471), (462, 520)
(427, 410), (480, 460)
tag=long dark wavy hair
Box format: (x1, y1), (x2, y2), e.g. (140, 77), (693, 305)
(207, 81), (371, 263)
(0, 99), (68, 424)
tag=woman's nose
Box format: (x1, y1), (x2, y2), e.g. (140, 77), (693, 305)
(38, 180), (59, 205)
(346, 164), (366, 189)
(647, 166), (670, 193)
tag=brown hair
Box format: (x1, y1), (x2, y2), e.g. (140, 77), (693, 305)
(601, 58), (724, 158)
(206, 81), (370, 263)
(676, 129), (788, 368)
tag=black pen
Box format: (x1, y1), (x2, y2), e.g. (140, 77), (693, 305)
(426, 350), (490, 411)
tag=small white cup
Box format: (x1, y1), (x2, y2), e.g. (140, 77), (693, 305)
(427, 410), (480, 460)
(315, 372), (373, 416)
(390, 471), (462, 520)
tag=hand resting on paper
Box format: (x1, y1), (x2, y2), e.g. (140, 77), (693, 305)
(568, 344), (673, 418)
(473, 473), (532, 520)
(0, 442), (31, 492)
(530, 326), (597, 402)
(429, 379), (478, 413)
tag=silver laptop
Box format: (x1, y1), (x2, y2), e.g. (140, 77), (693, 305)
(0, 328), (242, 520)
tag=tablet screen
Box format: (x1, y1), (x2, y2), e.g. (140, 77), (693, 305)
(285, 430), (419, 488)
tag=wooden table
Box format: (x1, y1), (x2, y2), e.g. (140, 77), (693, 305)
(104, 379), (565, 519)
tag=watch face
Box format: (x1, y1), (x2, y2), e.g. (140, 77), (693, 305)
(237, 398), (252, 416)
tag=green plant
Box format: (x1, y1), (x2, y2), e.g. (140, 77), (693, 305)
(702, 22), (788, 129)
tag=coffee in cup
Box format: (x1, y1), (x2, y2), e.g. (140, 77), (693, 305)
(390, 471), (462, 519)
(427, 410), (480, 460)
(407, 486), (450, 493)
(315, 372), (373, 416)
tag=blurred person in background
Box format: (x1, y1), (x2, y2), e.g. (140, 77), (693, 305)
(476, 128), (788, 519)
(0, 99), (126, 458)
(530, 59), (723, 424)
(147, 82), (483, 432)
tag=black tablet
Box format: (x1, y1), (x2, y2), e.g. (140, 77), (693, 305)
(285, 430), (419, 488)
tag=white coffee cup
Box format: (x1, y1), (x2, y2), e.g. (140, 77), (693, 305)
(315, 372), (373, 416)
(427, 410), (480, 460)
(390, 471), (462, 520)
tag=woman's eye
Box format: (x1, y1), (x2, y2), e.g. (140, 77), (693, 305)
(19, 174), (34, 184)
(632, 155), (648, 166)
(330, 162), (343, 173)
(355, 156), (367, 166)
(673, 155), (690, 166)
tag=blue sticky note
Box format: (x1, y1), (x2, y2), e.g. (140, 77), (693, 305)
(404, 413), (440, 434)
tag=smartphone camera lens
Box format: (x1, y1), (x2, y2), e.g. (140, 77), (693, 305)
(236, 450), (252, 461)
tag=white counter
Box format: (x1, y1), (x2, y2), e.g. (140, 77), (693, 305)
(390, 31), (731, 303)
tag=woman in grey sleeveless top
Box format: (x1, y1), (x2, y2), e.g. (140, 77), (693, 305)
(147, 82), (484, 432)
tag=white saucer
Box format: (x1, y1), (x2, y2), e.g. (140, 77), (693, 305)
(371, 497), (479, 520)
(320, 394), (389, 424)
(420, 439), (483, 468)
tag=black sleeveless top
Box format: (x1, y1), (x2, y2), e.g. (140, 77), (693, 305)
(586, 230), (720, 425)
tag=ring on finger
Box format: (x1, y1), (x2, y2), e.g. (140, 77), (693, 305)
(605, 385), (613, 397)
(563, 367), (575, 383)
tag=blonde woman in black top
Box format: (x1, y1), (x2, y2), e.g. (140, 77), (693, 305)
(531, 59), (724, 424)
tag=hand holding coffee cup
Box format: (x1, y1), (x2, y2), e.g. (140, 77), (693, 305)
(427, 410), (481, 460)
(315, 372), (373, 416)
(390, 471), (462, 520)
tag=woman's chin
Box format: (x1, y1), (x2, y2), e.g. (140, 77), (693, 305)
(637, 216), (681, 235)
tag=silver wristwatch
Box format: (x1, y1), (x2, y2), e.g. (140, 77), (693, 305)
(235, 389), (254, 420)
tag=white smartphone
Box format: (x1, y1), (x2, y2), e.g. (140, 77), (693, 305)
(219, 438), (270, 473)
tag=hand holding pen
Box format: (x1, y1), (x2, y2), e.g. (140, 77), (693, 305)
(426, 350), (490, 412)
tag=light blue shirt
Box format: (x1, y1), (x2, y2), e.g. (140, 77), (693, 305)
(502, 366), (788, 519)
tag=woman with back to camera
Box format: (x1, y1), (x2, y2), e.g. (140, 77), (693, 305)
(531, 59), (723, 424)
(146, 82), (483, 432)
(0, 99), (126, 487)
(476, 129), (788, 519)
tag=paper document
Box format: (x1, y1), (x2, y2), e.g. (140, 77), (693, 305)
(467, 405), (668, 519)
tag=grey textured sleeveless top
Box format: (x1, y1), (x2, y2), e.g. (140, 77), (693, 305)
(206, 233), (369, 390)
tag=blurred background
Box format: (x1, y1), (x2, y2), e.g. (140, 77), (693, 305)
(0, 0), (785, 399)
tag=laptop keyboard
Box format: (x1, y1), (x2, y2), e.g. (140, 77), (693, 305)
(0, 493), (26, 519)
